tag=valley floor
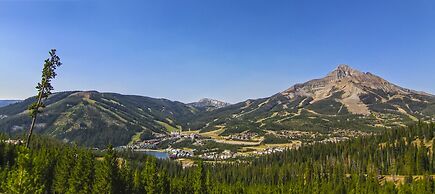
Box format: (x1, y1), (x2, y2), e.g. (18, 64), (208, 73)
(123, 127), (373, 161)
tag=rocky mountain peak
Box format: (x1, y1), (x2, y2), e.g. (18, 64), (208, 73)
(280, 64), (432, 115)
(327, 64), (365, 80)
(198, 98), (215, 103)
(189, 98), (230, 110)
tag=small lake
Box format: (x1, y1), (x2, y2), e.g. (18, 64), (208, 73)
(138, 150), (169, 159)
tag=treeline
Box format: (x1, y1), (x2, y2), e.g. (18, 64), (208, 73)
(0, 135), (182, 194)
(204, 122), (435, 193)
(1, 122), (435, 193)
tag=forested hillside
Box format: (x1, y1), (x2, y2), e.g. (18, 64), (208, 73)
(0, 91), (199, 148)
(1, 122), (435, 193)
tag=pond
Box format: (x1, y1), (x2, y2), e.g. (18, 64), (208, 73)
(114, 147), (170, 159)
(139, 150), (169, 159)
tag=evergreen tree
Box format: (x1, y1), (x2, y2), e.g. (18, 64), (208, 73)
(119, 160), (133, 194)
(194, 160), (207, 194)
(53, 148), (76, 193)
(26, 49), (62, 148)
(132, 169), (143, 194)
(157, 169), (170, 194)
(143, 157), (157, 194)
(92, 145), (120, 194)
(67, 150), (94, 194)
(417, 141), (429, 174)
(5, 147), (44, 194)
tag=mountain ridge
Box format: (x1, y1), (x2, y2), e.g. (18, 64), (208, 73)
(0, 91), (199, 147)
(1, 64), (434, 147)
(0, 100), (22, 108)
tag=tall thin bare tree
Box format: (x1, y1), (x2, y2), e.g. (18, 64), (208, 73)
(26, 49), (62, 148)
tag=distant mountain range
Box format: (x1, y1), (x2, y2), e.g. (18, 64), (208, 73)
(0, 65), (434, 147)
(189, 98), (231, 111)
(0, 100), (21, 108)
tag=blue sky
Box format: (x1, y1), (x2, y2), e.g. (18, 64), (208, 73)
(0, 0), (434, 103)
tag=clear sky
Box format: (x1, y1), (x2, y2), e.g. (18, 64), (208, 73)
(0, 0), (434, 103)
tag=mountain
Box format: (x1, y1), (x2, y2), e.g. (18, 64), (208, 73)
(1, 65), (434, 148)
(0, 100), (21, 108)
(189, 98), (230, 111)
(191, 65), (435, 135)
(0, 91), (199, 148)
(281, 64), (434, 115)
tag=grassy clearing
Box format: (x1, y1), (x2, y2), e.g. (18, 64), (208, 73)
(213, 139), (262, 146)
(200, 126), (225, 139)
(129, 131), (144, 145)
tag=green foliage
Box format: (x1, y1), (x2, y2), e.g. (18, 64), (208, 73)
(0, 123), (435, 193)
(194, 160), (207, 194)
(92, 145), (121, 194)
(143, 157), (157, 194)
(263, 134), (293, 144)
(27, 48), (62, 118)
(157, 169), (170, 194)
(26, 49), (62, 148)
(67, 150), (94, 194)
(5, 147), (44, 194)
(52, 147), (75, 193)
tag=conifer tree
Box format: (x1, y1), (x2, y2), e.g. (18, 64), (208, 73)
(67, 150), (94, 194)
(26, 49), (62, 148)
(417, 141), (429, 174)
(53, 148), (76, 193)
(143, 157), (157, 194)
(132, 169), (143, 194)
(31, 147), (56, 193)
(92, 145), (120, 194)
(157, 169), (170, 194)
(119, 160), (133, 194)
(194, 160), (207, 194)
(5, 147), (44, 194)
